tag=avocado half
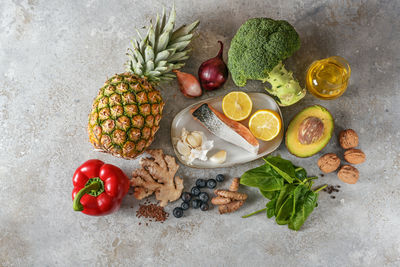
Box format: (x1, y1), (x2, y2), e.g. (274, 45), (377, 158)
(285, 105), (334, 157)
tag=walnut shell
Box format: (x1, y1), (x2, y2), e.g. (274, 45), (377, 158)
(337, 165), (359, 184)
(318, 153), (341, 173)
(339, 129), (358, 149)
(344, 149), (366, 164)
(298, 117), (324, 145)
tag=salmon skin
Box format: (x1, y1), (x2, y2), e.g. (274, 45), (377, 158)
(192, 103), (259, 154)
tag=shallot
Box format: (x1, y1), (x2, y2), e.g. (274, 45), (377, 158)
(198, 41), (228, 91)
(173, 70), (202, 98)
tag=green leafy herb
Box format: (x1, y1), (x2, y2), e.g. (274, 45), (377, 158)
(265, 192), (279, 218)
(275, 194), (294, 225)
(294, 166), (307, 180)
(288, 189), (318, 231)
(260, 189), (277, 200)
(264, 156), (295, 183)
(241, 164), (284, 191)
(241, 156), (326, 231)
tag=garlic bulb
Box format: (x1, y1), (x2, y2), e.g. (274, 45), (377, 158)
(175, 128), (213, 164)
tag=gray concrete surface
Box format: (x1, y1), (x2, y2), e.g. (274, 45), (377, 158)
(1, 0), (400, 266)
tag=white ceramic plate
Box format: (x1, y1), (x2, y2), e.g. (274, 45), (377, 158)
(171, 92), (284, 168)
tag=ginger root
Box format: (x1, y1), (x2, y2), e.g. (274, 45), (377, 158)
(211, 178), (247, 214)
(130, 149), (184, 207)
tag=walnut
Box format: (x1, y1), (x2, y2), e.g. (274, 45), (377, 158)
(339, 129), (358, 149)
(317, 153), (340, 173)
(298, 117), (324, 145)
(131, 149), (184, 207)
(344, 149), (366, 164)
(337, 165), (359, 184)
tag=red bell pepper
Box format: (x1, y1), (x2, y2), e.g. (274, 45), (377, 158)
(72, 159), (130, 216)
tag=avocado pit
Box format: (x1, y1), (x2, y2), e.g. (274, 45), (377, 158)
(297, 116), (324, 145)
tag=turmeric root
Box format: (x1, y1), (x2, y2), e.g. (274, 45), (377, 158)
(211, 196), (231, 205)
(211, 178), (247, 214)
(229, 178), (240, 192)
(219, 200), (244, 214)
(214, 189), (247, 201)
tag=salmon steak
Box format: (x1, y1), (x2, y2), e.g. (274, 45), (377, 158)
(192, 103), (259, 154)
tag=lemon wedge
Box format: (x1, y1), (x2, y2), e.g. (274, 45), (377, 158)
(222, 92), (253, 121)
(249, 109), (282, 141)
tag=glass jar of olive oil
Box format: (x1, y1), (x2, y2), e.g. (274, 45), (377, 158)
(306, 56), (351, 100)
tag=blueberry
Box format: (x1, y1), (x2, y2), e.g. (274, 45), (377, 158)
(216, 174), (225, 182)
(181, 192), (192, 202)
(200, 202), (209, 211)
(192, 199), (202, 209)
(195, 179), (207, 188)
(191, 186), (201, 196)
(198, 192), (209, 203)
(173, 207), (184, 218)
(181, 202), (190, 210)
(206, 179), (217, 189)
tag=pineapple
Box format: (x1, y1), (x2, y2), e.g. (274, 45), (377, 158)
(88, 6), (199, 159)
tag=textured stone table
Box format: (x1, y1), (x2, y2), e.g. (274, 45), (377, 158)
(1, 0), (399, 266)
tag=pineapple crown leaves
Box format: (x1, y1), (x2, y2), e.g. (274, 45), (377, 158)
(126, 5), (199, 83)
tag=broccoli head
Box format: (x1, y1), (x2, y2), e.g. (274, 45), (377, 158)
(228, 18), (306, 106)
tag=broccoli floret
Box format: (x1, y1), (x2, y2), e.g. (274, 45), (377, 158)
(228, 18), (306, 106)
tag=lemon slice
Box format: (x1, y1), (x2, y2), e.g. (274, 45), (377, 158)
(222, 92), (253, 121)
(249, 109), (282, 141)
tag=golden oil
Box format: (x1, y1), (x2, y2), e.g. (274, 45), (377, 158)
(306, 56), (351, 100)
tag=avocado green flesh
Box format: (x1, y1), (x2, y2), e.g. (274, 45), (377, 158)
(285, 105), (334, 157)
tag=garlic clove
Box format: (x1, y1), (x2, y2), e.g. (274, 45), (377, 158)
(191, 131), (203, 139)
(210, 150), (227, 164)
(186, 132), (203, 148)
(177, 140), (191, 156)
(181, 128), (189, 140)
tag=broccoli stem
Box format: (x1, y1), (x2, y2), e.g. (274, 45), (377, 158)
(264, 61), (306, 106)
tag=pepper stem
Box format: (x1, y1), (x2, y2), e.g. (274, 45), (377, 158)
(73, 180), (102, 211)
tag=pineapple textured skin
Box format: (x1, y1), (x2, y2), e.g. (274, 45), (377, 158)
(88, 73), (164, 159)
(88, 6), (198, 159)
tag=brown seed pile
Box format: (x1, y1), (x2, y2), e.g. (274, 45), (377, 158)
(322, 185), (341, 199)
(136, 204), (169, 222)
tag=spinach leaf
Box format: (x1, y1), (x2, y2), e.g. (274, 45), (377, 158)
(241, 156), (323, 231)
(266, 194), (278, 218)
(294, 167), (307, 180)
(275, 184), (296, 212)
(240, 164), (284, 191)
(288, 190), (318, 231)
(275, 194), (294, 225)
(260, 189), (277, 200)
(264, 156), (295, 183)
(291, 184), (310, 216)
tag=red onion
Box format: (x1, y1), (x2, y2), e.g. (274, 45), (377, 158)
(198, 41), (228, 91)
(173, 70), (203, 98)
